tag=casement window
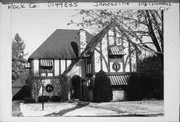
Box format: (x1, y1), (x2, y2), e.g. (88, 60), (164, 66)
(40, 59), (54, 77)
(86, 58), (92, 75)
(32, 59), (72, 77)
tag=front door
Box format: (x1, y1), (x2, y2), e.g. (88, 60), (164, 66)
(71, 75), (82, 100)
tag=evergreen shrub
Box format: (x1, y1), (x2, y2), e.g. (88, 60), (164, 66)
(50, 96), (61, 102)
(93, 70), (112, 102)
(38, 96), (50, 102)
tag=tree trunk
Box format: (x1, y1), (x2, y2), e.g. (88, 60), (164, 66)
(145, 10), (162, 53)
(62, 21), (117, 75)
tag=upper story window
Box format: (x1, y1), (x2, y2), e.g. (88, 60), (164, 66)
(32, 59), (72, 77)
(40, 59), (54, 77)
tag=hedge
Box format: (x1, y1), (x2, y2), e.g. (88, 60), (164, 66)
(127, 55), (163, 100)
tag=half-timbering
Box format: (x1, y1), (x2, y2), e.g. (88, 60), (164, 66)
(28, 22), (139, 102)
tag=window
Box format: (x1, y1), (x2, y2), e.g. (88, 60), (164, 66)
(60, 60), (72, 74)
(61, 60), (65, 73)
(67, 60), (72, 67)
(40, 59), (54, 77)
(86, 58), (92, 75)
(41, 73), (46, 77)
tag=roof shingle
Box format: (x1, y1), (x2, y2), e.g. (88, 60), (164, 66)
(108, 74), (131, 85)
(28, 29), (93, 60)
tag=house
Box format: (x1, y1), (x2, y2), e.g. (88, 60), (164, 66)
(77, 24), (139, 101)
(28, 29), (93, 101)
(28, 23), (139, 102)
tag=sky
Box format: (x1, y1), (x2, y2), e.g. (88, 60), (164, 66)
(12, 9), (83, 59)
(11, 8), (156, 60)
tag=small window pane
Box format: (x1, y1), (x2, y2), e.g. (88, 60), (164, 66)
(67, 60), (71, 67)
(47, 73), (53, 77)
(41, 73), (46, 77)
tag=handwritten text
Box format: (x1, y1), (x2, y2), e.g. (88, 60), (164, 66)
(93, 2), (129, 7)
(7, 3), (39, 9)
(47, 2), (78, 8)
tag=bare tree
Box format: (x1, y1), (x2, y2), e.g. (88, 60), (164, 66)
(68, 9), (163, 60)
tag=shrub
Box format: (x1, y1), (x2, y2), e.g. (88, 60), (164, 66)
(25, 74), (70, 103)
(50, 75), (69, 102)
(25, 75), (41, 103)
(137, 56), (163, 81)
(127, 73), (155, 100)
(38, 96), (50, 102)
(50, 96), (61, 102)
(93, 70), (112, 102)
(23, 97), (35, 103)
(137, 55), (163, 99)
(59, 75), (69, 101)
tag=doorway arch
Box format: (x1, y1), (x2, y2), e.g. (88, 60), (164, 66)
(71, 75), (83, 100)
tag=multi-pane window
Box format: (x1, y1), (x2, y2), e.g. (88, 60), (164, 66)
(86, 58), (92, 75)
(40, 59), (54, 77)
(32, 59), (72, 77)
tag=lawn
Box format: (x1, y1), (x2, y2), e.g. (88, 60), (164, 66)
(12, 100), (163, 117)
(90, 100), (163, 116)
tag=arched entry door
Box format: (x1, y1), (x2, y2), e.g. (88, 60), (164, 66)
(71, 75), (82, 100)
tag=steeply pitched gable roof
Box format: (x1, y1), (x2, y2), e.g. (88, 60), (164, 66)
(28, 29), (93, 60)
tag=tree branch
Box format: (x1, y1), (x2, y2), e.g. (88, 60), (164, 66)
(94, 48), (108, 69)
(62, 21), (116, 75)
(145, 10), (162, 53)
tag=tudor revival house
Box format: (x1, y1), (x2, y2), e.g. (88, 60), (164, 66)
(28, 24), (139, 102)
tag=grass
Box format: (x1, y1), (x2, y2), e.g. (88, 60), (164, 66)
(12, 100), (164, 117)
